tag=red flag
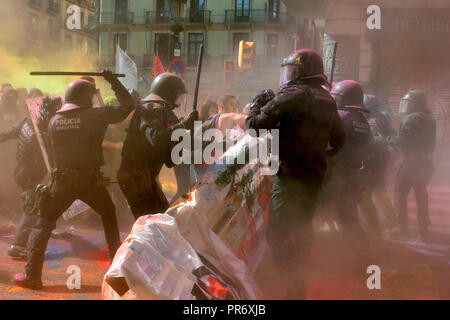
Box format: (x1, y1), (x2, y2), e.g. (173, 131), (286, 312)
(152, 55), (165, 78)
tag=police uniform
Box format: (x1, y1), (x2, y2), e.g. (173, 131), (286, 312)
(22, 75), (134, 286)
(359, 108), (396, 232)
(393, 110), (436, 232)
(0, 118), (46, 257)
(247, 82), (344, 275)
(118, 100), (181, 219)
(323, 108), (373, 245)
(118, 73), (196, 220)
(246, 49), (345, 298)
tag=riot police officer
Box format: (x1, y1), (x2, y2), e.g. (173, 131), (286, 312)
(325, 80), (373, 262)
(359, 94), (396, 234)
(1, 96), (60, 260)
(14, 71), (135, 289)
(386, 90), (436, 240)
(118, 73), (198, 220)
(246, 49), (345, 298)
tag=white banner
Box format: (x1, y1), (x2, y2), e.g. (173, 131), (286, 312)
(115, 45), (138, 90)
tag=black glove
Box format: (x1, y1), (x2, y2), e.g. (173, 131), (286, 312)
(252, 89), (275, 109)
(101, 70), (134, 108)
(180, 110), (199, 131)
(101, 69), (118, 84)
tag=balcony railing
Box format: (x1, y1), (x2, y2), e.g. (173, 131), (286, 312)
(225, 9), (295, 27)
(185, 9), (212, 24)
(146, 11), (173, 24)
(96, 9), (294, 28)
(99, 12), (136, 25)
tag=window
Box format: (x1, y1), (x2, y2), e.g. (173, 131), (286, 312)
(114, 33), (128, 51)
(235, 0), (250, 22)
(190, 0), (205, 10)
(115, 0), (128, 24)
(267, 34), (278, 57)
(114, 33), (128, 64)
(155, 33), (170, 66)
(190, 0), (206, 23)
(233, 33), (249, 54)
(188, 33), (204, 66)
(156, 0), (170, 23)
(115, 0), (128, 13)
(268, 0), (279, 22)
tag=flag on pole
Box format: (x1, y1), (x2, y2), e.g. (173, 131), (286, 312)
(115, 45), (138, 90)
(152, 55), (165, 78)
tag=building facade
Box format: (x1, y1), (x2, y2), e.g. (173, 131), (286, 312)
(323, 0), (450, 141)
(62, 0), (98, 56)
(0, 0), (97, 57)
(93, 0), (317, 104)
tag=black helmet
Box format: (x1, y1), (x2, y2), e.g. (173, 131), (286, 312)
(363, 94), (380, 113)
(280, 49), (327, 88)
(62, 79), (97, 111)
(399, 90), (427, 114)
(150, 73), (187, 104)
(331, 80), (368, 112)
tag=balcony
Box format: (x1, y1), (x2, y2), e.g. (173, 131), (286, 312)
(225, 9), (295, 27)
(95, 9), (294, 29)
(146, 11), (173, 24)
(47, 1), (60, 16)
(185, 9), (212, 24)
(28, 0), (42, 10)
(99, 12), (136, 25)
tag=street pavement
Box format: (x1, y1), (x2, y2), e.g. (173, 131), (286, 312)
(0, 175), (449, 300)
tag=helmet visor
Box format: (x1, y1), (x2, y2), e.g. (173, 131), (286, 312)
(399, 98), (411, 114)
(280, 65), (299, 87)
(92, 89), (103, 108)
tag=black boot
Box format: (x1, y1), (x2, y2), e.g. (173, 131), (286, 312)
(7, 245), (27, 261)
(13, 273), (43, 290)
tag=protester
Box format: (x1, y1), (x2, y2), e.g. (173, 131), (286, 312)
(198, 99), (218, 123)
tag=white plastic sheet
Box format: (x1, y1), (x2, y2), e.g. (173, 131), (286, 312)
(103, 134), (274, 300)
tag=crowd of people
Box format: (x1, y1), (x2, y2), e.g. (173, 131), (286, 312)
(0, 48), (436, 299)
